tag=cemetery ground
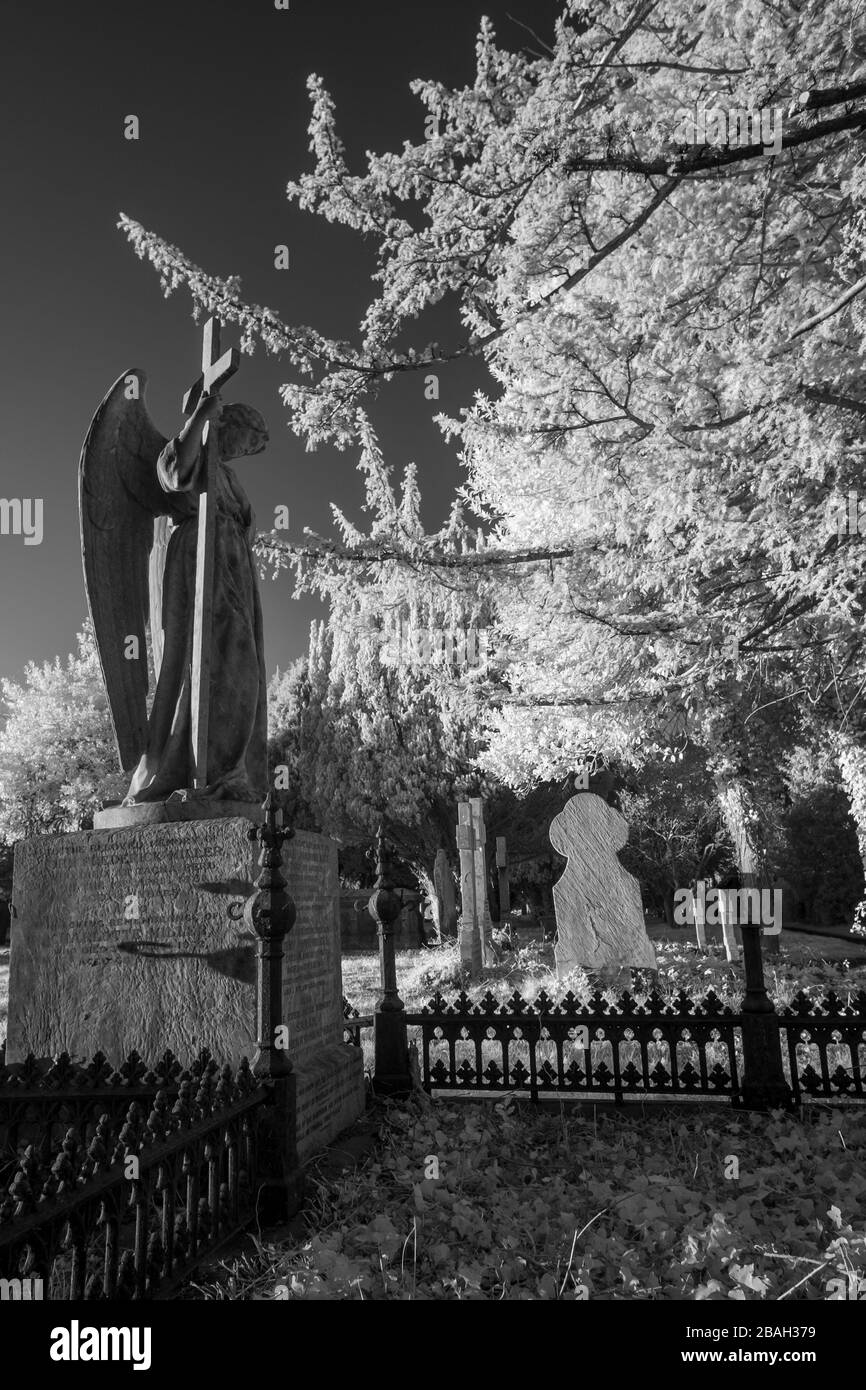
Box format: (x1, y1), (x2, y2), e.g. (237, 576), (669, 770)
(180, 931), (866, 1302)
(186, 1090), (866, 1302)
(2, 928), (863, 1302)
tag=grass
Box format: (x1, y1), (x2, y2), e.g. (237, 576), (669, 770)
(342, 935), (866, 1016)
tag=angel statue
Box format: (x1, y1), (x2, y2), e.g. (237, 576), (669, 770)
(79, 345), (269, 813)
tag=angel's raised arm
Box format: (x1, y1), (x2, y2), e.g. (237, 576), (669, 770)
(158, 395), (221, 493)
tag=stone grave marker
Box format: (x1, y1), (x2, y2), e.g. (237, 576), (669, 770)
(433, 847), (457, 938)
(469, 796), (493, 961)
(550, 793), (657, 974)
(456, 802), (482, 976)
(7, 819), (364, 1162)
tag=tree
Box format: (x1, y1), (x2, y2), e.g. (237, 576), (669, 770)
(0, 623), (127, 842)
(262, 433), (505, 926)
(618, 748), (732, 927)
(267, 623), (489, 930)
(119, 1), (866, 916)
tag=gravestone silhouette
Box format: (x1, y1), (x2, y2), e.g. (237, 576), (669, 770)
(433, 847), (457, 938)
(550, 792), (657, 974)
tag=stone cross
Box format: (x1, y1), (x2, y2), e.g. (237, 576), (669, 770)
(549, 793), (657, 974)
(456, 802), (482, 976)
(182, 317), (239, 787)
(469, 797), (493, 961)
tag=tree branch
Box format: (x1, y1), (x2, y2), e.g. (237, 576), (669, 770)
(256, 534), (579, 569)
(564, 108), (866, 179)
(788, 274), (866, 341)
(795, 80), (866, 112)
(801, 386), (866, 416)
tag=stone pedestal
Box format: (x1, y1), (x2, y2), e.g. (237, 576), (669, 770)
(6, 818), (364, 1162)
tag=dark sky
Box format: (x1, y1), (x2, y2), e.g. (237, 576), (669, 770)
(0, 0), (560, 689)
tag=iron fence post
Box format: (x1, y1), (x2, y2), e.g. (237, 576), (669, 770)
(369, 825), (411, 1096)
(739, 923), (793, 1111)
(244, 792), (304, 1218)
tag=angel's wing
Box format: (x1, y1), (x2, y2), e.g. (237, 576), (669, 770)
(79, 369), (171, 772)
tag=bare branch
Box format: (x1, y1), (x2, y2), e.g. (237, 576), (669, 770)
(788, 274), (866, 341)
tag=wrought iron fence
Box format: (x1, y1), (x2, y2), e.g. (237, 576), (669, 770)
(404, 987), (743, 1102)
(354, 830), (866, 1111)
(0, 1049), (191, 1176)
(780, 989), (866, 1103)
(342, 997), (373, 1049)
(343, 985), (866, 1109)
(0, 1055), (274, 1298)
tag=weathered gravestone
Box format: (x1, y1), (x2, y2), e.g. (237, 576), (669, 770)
(7, 819), (364, 1162)
(456, 802), (483, 976)
(469, 797), (494, 955)
(433, 847), (457, 939)
(456, 797), (497, 973)
(550, 793), (657, 975)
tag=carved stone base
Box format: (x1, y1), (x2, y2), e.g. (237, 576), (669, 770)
(6, 818), (364, 1160)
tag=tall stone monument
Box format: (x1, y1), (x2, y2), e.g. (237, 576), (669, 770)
(469, 796), (494, 956)
(6, 320), (364, 1160)
(456, 802), (483, 976)
(550, 792), (657, 975)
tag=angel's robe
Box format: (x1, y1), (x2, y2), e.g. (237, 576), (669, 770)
(123, 436), (268, 805)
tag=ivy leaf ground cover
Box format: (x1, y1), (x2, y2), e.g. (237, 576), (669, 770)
(198, 1098), (866, 1302)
